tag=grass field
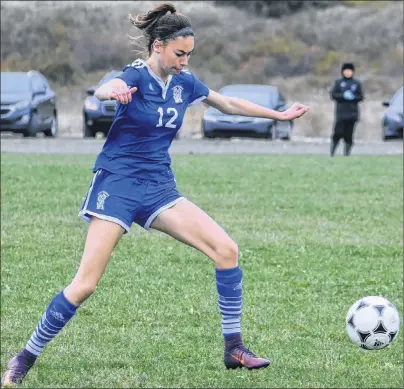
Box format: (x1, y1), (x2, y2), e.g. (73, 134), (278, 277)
(1, 153), (403, 388)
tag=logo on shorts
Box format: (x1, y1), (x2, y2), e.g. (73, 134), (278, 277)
(172, 85), (184, 104)
(96, 191), (109, 210)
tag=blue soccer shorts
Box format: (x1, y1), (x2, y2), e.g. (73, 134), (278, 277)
(78, 169), (185, 232)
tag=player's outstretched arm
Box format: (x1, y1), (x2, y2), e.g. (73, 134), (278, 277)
(94, 79), (137, 104)
(204, 89), (309, 121)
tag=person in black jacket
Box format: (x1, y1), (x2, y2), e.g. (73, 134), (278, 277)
(330, 62), (364, 157)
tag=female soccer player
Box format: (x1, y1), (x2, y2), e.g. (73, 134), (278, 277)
(1, 3), (309, 386)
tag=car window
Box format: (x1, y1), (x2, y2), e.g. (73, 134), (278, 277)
(390, 88), (403, 108)
(39, 75), (50, 89)
(0, 73), (30, 93)
(97, 71), (123, 87)
(207, 87), (276, 114)
(278, 92), (286, 106)
(31, 76), (47, 94)
(222, 90), (270, 106)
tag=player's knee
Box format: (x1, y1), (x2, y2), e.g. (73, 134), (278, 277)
(215, 240), (239, 268)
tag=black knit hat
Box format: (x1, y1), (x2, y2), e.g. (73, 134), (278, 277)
(341, 62), (355, 72)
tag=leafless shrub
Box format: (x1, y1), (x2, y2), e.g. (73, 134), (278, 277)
(287, 2), (403, 55)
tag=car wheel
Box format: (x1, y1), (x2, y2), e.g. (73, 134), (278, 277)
(274, 121), (292, 141)
(203, 132), (215, 139)
(382, 125), (391, 141)
(83, 116), (95, 138)
(23, 112), (39, 137)
(44, 115), (58, 137)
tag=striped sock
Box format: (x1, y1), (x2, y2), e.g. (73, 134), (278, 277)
(24, 290), (78, 357)
(215, 266), (243, 340)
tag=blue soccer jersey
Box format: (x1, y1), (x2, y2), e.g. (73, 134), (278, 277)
(93, 59), (210, 181)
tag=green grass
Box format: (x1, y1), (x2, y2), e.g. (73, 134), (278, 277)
(1, 153), (403, 388)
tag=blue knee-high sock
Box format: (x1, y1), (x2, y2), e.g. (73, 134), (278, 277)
(216, 266), (243, 340)
(24, 290), (79, 358)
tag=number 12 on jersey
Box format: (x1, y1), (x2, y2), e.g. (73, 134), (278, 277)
(156, 107), (178, 129)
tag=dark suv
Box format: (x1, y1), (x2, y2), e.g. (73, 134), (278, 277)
(83, 70), (122, 137)
(0, 71), (58, 137)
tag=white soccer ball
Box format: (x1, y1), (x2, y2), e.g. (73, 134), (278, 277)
(346, 296), (400, 350)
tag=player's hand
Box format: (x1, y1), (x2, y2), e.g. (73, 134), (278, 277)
(108, 85), (138, 104)
(279, 103), (310, 121)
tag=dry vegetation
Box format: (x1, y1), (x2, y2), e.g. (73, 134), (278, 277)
(1, 0), (403, 139)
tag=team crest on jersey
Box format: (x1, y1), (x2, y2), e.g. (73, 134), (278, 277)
(172, 85), (184, 103)
(96, 191), (109, 210)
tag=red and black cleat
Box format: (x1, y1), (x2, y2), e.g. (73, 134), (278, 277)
(224, 336), (271, 370)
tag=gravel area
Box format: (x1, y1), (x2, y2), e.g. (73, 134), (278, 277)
(1, 136), (402, 156)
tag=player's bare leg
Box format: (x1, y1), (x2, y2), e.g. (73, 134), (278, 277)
(64, 217), (125, 305)
(1, 218), (124, 387)
(151, 199), (271, 369)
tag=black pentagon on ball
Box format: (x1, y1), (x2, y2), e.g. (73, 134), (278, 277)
(373, 321), (388, 334)
(357, 331), (370, 343)
(347, 315), (355, 328)
(357, 300), (369, 310)
(389, 331), (398, 342)
(373, 305), (385, 315)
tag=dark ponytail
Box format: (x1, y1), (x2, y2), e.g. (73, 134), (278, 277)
(128, 3), (193, 58)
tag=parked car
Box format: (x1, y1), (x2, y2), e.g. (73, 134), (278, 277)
(83, 70), (122, 137)
(202, 84), (293, 140)
(381, 86), (403, 141)
(0, 71), (57, 137)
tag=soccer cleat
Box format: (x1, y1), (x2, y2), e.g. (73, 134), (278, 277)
(224, 339), (271, 370)
(1, 353), (36, 387)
